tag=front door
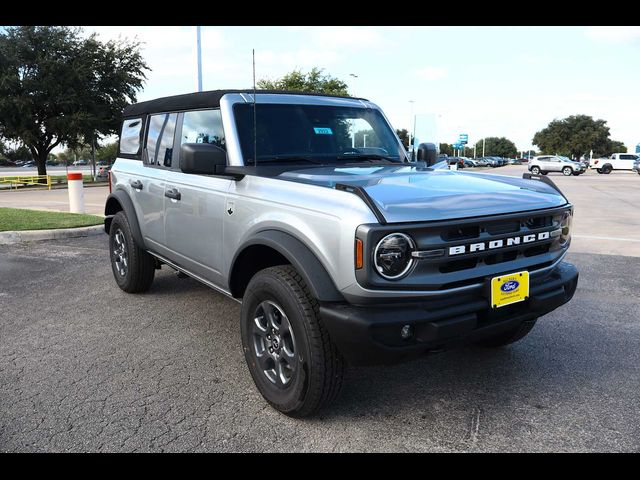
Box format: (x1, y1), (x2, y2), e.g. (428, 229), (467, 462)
(162, 109), (232, 286)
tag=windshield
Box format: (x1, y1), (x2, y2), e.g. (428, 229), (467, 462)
(558, 156), (574, 162)
(234, 103), (405, 164)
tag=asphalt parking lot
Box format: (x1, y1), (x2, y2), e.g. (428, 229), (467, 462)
(1, 166), (639, 452)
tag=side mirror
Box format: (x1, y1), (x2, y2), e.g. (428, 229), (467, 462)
(416, 142), (438, 166)
(180, 143), (227, 175)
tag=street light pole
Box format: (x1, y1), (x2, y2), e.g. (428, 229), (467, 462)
(408, 100), (415, 151)
(482, 138), (486, 157)
(349, 73), (358, 97)
(196, 26), (203, 92)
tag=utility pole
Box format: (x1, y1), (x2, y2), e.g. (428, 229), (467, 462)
(482, 138), (486, 157)
(408, 100), (415, 152)
(196, 26), (203, 92)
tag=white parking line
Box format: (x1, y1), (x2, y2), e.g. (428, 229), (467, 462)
(573, 235), (640, 243)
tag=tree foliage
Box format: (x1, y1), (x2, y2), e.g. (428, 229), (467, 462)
(96, 142), (119, 164)
(0, 26), (148, 176)
(606, 140), (627, 155)
(532, 115), (615, 159)
(396, 129), (409, 148)
(474, 137), (517, 158)
(257, 68), (349, 96)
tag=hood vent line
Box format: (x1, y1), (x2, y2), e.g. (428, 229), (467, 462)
(335, 183), (387, 225)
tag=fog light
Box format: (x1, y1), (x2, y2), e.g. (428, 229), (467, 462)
(400, 324), (414, 340)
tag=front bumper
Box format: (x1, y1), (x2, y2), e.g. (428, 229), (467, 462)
(320, 261), (578, 366)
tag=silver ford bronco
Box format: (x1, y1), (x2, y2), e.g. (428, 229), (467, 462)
(104, 90), (578, 417)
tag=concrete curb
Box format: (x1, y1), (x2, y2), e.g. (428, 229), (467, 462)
(0, 224), (105, 245)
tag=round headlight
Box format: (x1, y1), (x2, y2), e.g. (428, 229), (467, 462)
(374, 233), (415, 280)
(560, 210), (572, 246)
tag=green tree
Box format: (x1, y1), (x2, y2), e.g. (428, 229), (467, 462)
(257, 67), (349, 96)
(396, 129), (410, 148)
(474, 137), (517, 158)
(439, 143), (453, 156)
(0, 26), (148, 177)
(606, 140), (627, 155)
(97, 142), (119, 164)
(532, 115), (611, 160)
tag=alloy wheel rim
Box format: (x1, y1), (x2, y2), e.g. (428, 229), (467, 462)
(113, 229), (128, 277)
(251, 300), (297, 388)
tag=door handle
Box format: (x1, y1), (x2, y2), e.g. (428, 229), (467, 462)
(165, 188), (181, 201)
(130, 180), (143, 190)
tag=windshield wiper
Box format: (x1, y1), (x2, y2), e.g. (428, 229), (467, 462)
(335, 153), (400, 163)
(257, 156), (323, 165)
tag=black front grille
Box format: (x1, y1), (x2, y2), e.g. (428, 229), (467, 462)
(357, 206), (570, 291)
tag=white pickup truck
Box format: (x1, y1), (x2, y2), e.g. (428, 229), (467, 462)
(591, 153), (639, 174)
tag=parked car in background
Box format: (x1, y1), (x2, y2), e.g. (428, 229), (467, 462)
(632, 158), (640, 175)
(73, 159), (88, 166)
(507, 158), (522, 165)
(22, 161), (36, 168)
(528, 155), (586, 176)
(462, 158), (476, 168)
(97, 165), (111, 180)
(474, 158), (488, 167)
(591, 153), (639, 174)
(446, 157), (466, 169)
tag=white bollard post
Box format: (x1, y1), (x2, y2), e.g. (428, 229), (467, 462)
(67, 172), (85, 214)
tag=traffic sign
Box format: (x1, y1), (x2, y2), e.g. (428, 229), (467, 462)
(459, 134), (468, 144)
(636, 143), (640, 154)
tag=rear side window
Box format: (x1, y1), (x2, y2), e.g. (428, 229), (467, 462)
(180, 109), (226, 150)
(146, 113), (178, 167)
(120, 118), (143, 155)
(620, 154), (636, 160)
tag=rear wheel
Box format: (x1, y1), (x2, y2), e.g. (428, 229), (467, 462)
(602, 164), (613, 174)
(476, 319), (537, 347)
(109, 211), (155, 293)
(562, 166), (573, 176)
(240, 265), (345, 417)
(530, 166), (540, 175)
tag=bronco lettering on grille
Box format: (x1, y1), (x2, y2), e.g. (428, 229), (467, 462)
(449, 231), (551, 256)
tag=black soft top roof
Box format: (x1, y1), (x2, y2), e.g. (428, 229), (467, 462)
(122, 89), (367, 118)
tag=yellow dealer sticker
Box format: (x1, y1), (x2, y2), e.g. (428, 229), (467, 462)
(491, 271), (529, 309)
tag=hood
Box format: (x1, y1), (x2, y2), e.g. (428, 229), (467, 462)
(279, 165), (567, 223)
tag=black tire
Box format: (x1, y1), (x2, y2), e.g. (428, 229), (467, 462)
(240, 265), (345, 417)
(476, 318), (537, 347)
(602, 164), (612, 174)
(109, 210), (155, 293)
(530, 166), (540, 175)
(541, 171), (548, 175)
(597, 168), (603, 174)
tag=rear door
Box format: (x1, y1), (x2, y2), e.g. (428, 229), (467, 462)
(130, 112), (178, 251)
(618, 154), (636, 170)
(162, 109), (232, 286)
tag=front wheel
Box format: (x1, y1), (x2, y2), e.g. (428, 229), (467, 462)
(562, 166), (573, 176)
(597, 169), (603, 174)
(476, 319), (537, 347)
(530, 166), (540, 175)
(109, 211), (155, 293)
(240, 265), (345, 417)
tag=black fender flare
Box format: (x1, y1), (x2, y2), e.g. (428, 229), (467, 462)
(231, 230), (344, 303)
(104, 189), (145, 248)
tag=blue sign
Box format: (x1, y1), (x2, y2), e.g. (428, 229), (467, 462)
(459, 134), (468, 144)
(636, 143), (640, 154)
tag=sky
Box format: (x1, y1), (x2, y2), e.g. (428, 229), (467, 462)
(79, 26), (640, 153)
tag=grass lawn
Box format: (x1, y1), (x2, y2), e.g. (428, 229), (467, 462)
(0, 207), (103, 232)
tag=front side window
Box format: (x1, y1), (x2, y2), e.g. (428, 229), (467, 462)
(181, 109), (226, 150)
(234, 104), (404, 164)
(120, 117), (143, 155)
(146, 113), (177, 167)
